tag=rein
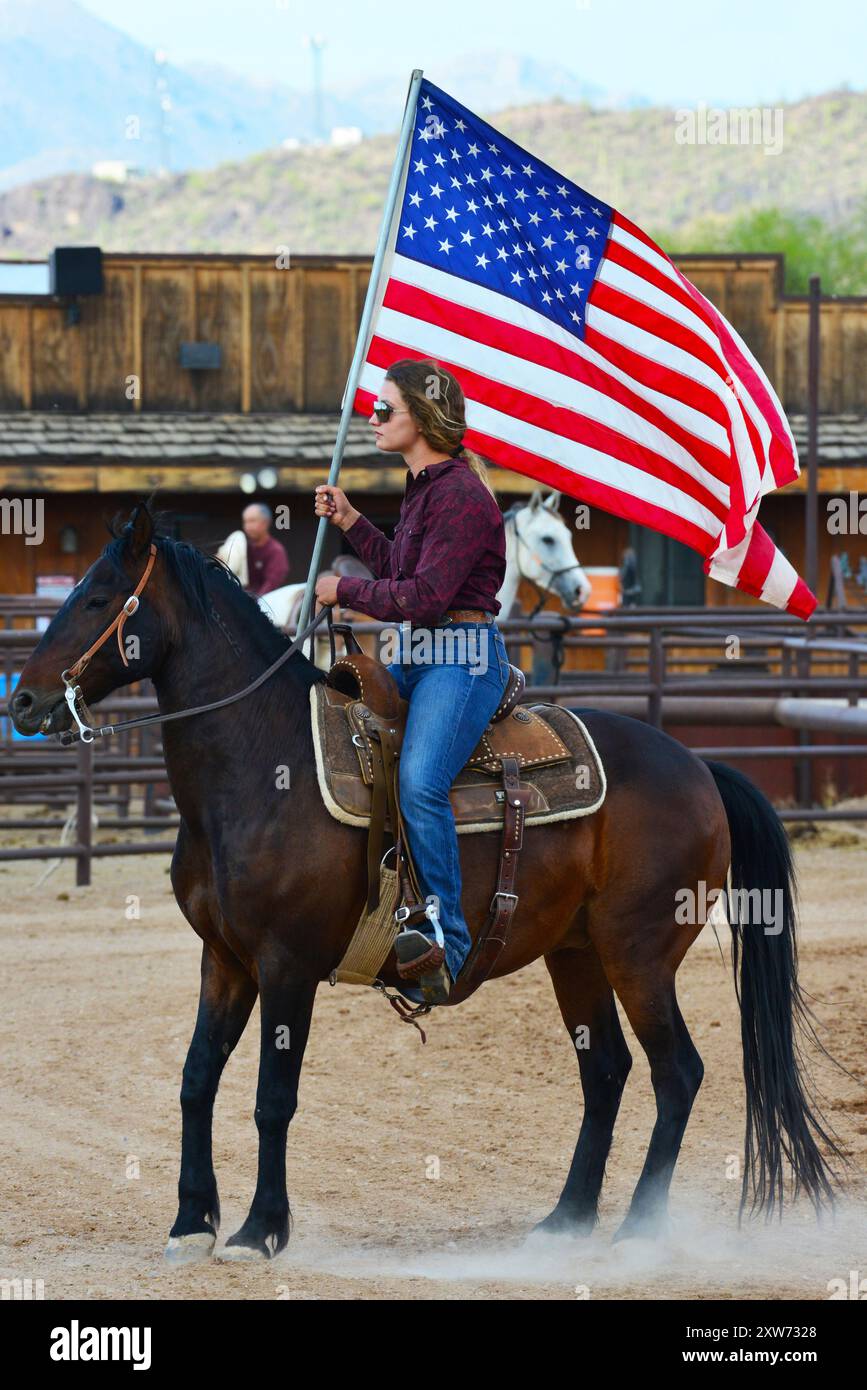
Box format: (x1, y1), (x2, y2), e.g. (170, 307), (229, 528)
(57, 547), (334, 746)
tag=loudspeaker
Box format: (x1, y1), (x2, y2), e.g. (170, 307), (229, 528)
(49, 246), (104, 297)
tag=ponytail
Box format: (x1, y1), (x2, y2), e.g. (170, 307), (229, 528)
(460, 447), (497, 499)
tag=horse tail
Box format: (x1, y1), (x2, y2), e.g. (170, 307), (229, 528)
(703, 759), (844, 1218)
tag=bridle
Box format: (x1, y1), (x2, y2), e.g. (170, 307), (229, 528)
(504, 503), (585, 617)
(56, 542), (334, 746)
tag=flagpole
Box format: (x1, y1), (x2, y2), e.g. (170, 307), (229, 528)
(296, 66), (424, 654)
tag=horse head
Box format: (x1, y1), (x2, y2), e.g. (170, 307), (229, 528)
(503, 489), (592, 612)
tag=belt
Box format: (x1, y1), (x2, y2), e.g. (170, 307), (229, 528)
(435, 608), (494, 625)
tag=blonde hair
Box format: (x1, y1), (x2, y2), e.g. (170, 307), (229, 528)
(384, 358), (496, 498)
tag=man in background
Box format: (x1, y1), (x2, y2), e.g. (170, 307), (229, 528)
(243, 502), (289, 596)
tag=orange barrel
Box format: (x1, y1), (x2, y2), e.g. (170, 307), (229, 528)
(581, 567), (621, 637)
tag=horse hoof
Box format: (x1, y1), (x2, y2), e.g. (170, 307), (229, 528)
(216, 1242), (269, 1263)
(164, 1232), (216, 1265)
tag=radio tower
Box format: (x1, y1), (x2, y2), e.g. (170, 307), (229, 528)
(305, 35), (326, 143)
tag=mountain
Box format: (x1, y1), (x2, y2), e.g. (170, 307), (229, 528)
(0, 87), (863, 266)
(0, 0), (650, 189)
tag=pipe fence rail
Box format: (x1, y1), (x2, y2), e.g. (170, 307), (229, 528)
(2, 596), (867, 883)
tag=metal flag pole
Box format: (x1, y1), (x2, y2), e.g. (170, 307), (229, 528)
(296, 67), (424, 655)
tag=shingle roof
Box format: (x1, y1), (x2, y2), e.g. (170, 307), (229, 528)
(0, 412), (384, 464)
(0, 411), (865, 466)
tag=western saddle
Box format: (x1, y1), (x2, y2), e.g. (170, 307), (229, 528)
(324, 621), (531, 1008)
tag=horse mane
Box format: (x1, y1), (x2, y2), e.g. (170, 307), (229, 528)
(104, 514), (326, 694)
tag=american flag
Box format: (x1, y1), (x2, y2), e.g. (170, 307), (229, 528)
(352, 78), (816, 620)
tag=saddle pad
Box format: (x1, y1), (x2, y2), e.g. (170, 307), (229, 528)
(310, 684), (606, 835)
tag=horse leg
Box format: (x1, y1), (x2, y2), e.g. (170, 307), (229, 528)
(222, 965), (318, 1261)
(533, 943), (632, 1236)
(605, 957), (704, 1241)
(165, 944), (257, 1263)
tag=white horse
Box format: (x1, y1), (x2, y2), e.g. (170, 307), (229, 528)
(216, 532), (331, 663)
(216, 492), (590, 667)
(499, 489), (592, 617)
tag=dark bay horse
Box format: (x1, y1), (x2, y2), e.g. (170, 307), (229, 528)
(10, 505), (841, 1262)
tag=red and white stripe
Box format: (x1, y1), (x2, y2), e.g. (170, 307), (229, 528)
(353, 203), (815, 619)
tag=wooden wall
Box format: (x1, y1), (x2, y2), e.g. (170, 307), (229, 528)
(0, 253), (864, 416)
(0, 255), (370, 415)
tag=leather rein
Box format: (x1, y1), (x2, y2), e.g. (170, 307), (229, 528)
(57, 543), (334, 747)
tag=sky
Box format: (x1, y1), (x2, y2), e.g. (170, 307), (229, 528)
(77, 0), (865, 107)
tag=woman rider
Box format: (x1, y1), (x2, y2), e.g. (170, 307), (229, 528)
(313, 358), (510, 1005)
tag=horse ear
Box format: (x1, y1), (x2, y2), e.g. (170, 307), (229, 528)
(528, 488), (543, 511)
(127, 502), (154, 558)
(543, 491), (561, 511)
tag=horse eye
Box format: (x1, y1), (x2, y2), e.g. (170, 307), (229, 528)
(85, 596), (111, 611)
(541, 535), (555, 545)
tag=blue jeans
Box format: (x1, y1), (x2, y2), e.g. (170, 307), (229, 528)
(386, 621), (510, 983)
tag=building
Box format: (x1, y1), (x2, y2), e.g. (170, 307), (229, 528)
(0, 249), (865, 607)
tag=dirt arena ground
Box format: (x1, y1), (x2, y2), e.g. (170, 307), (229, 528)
(1, 809), (865, 1301)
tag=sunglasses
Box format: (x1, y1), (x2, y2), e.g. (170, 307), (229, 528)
(371, 399), (409, 423)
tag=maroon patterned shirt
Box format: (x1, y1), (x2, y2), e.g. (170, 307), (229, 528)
(335, 454), (506, 624)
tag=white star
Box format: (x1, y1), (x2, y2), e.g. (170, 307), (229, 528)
(511, 216), (521, 229)
(542, 290), (552, 304)
(475, 252), (489, 268)
(512, 242), (524, 258)
(487, 142), (499, 153)
(433, 151), (446, 167)
(591, 205), (602, 216)
(496, 246), (509, 261)
(555, 257), (567, 273)
(571, 204), (584, 217)
(501, 163), (514, 178)
(482, 194), (493, 207)
(460, 228), (475, 244)
(445, 205), (459, 221)
(528, 211), (541, 226)
(527, 266), (538, 281)
(536, 186), (549, 199)
(466, 198), (479, 214)
(481, 166), (494, 182)
(522, 162), (533, 176)
(550, 208), (562, 220)
(450, 146), (462, 161)
(413, 158), (427, 174)
(495, 191), (507, 206)
(422, 95), (434, 111)
(408, 191), (422, 207)
(454, 118), (466, 131)
(540, 265), (550, 278)
(464, 173), (477, 187)
(570, 280), (583, 297)
(418, 125), (433, 143)
(557, 183), (569, 197)
(515, 187), (528, 202)
(497, 218), (509, 231)
(402, 223), (416, 240)
(481, 221), (494, 237)
(423, 214), (438, 231)
(438, 237), (453, 254)
(429, 181), (443, 198)
(586, 226), (599, 239)
(571, 311), (582, 324)
(541, 235), (555, 250)
(449, 176), (462, 189)
(555, 288), (564, 301)
(564, 228), (576, 242)
(511, 269), (524, 285)
(467, 142), (480, 156)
